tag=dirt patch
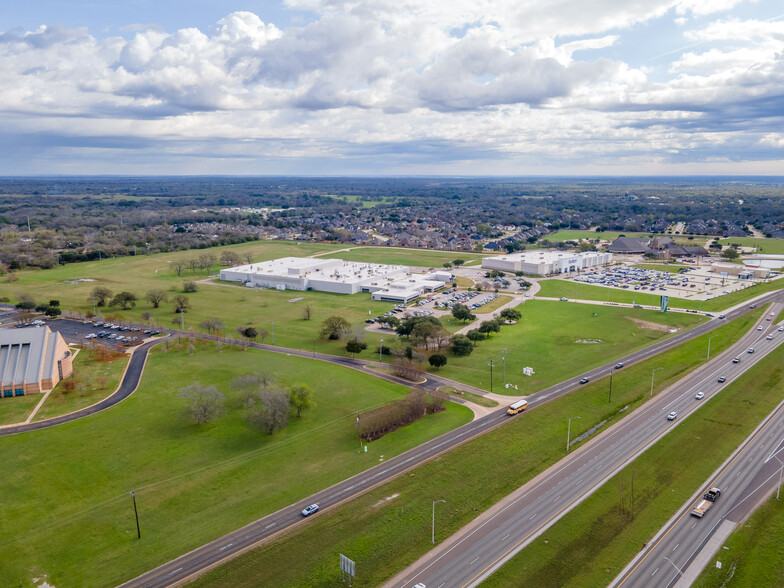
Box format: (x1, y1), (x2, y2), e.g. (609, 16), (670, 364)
(626, 316), (679, 333)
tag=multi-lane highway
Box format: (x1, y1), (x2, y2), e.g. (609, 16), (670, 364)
(613, 319), (784, 587)
(387, 301), (784, 588)
(118, 291), (781, 588)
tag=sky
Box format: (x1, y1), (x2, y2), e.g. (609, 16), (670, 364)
(1, 0), (784, 176)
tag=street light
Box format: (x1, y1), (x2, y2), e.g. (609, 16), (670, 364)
(432, 499), (446, 543)
(130, 490), (141, 539)
(567, 416), (581, 452)
(502, 348), (507, 383)
(663, 557), (684, 577)
(707, 335), (715, 360)
(609, 367), (615, 403)
(651, 367), (664, 397)
(772, 454), (784, 500)
(488, 360), (495, 393)
(379, 337), (383, 362)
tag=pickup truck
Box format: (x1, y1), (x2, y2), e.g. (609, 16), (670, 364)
(691, 487), (721, 518)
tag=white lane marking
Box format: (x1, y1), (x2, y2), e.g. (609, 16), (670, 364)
(265, 523), (276, 529)
(553, 495), (561, 503)
(673, 543), (679, 552)
(470, 557), (480, 565)
(652, 567), (659, 577)
(501, 533), (510, 541)
(167, 568), (183, 577)
(219, 543), (233, 551)
(529, 513), (537, 520)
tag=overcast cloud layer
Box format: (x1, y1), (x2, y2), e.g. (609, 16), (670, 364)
(1, 0), (783, 175)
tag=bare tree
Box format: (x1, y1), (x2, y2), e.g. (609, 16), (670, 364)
(302, 304), (313, 320)
(141, 311), (153, 324)
(220, 250), (242, 267)
(232, 373), (278, 407)
(257, 328), (269, 343)
(172, 294), (191, 313)
(90, 286), (112, 307)
(198, 253), (217, 273)
(243, 252), (253, 265)
(187, 258), (199, 272)
(171, 260), (185, 277)
(246, 389), (290, 435)
(199, 317), (224, 334)
(177, 383), (225, 425)
(145, 289), (168, 308)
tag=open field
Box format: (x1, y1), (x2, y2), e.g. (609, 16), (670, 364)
(694, 489), (784, 587)
(546, 230), (655, 242)
(537, 278), (784, 311)
(0, 394), (40, 426)
(187, 310), (761, 588)
(718, 236), (784, 254)
(33, 346), (130, 422)
(0, 339), (472, 587)
(440, 300), (703, 393)
(319, 246), (486, 268)
(484, 331), (784, 587)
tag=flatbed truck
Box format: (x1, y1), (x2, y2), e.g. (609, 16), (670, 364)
(691, 487), (721, 518)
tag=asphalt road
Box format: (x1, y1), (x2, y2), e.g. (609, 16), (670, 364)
(612, 327), (784, 587)
(387, 301), (784, 588)
(121, 294), (784, 588)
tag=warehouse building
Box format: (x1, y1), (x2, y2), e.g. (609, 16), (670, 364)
(220, 257), (449, 301)
(482, 250), (613, 276)
(0, 325), (73, 397)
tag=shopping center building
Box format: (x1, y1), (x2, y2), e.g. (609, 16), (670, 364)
(481, 250), (613, 275)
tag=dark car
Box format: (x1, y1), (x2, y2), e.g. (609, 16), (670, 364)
(614, 363), (623, 370)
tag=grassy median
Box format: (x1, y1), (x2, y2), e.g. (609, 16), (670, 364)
(483, 327), (784, 586)
(186, 310), (761, 587)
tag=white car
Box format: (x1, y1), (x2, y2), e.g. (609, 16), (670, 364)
(696, 392), (705, 400)
(757, 326), (764, 331)
(767, 334), (774, 340)
(301, 504), (319, 517)
(667, 411), (678, 421)
(779, 326), (784, 332)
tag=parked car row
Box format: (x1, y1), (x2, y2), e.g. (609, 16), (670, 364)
(575, 266), (696, 292)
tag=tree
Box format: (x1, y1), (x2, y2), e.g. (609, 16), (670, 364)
(220, 250), (242, 267)
(289, 384), (315, 417)
(145, 289), (168, 308)
(244, 327), (258, 341)
(183, 281), (199, 293)
(15, 293), (36, 310)
(451, 334), (474, 356)
(198, 253), (217, 272)
(44, 306), (62, 318)
(412, 321), (436, 350)
(187, 258), (199, 272)
(320, 315), (352, 340)
(141, 311), (153, 324)
(466, 329), (486, 342)
(453, 259), (465, 266)
(443, 262), (453, 269)
(430, 326), (451, 350)
(110, 291), (137, 310)
(428, 353), (447, 370)
(478, 319), (502, 335)
(90, 286), (112, 307)
(177, 383), (225, 425)
(302, 304), (313, 320)
(246, 389), (290, 435)
(397, 315), (441, 337)
(452, 303), (476, 323)
(48, 299), (60, 307)
(199, 317), (224, 334)
(256, 328), (269, 343)
(346, 337), (367, 357)
(499, 308), (522, 322)
(172, 294), (191, 313)
(243, 252), (253, 265)
(721, 248), (740, 260)
(171, 260), (185, 277)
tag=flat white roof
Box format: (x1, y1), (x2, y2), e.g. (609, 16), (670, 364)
(228, 257), (407, 285)
(485, 250), (605, 264)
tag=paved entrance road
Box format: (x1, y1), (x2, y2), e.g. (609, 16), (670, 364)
(122, 293), (783, 587)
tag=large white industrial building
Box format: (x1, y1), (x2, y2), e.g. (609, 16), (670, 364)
(219, 257), (451, 303)
(482, 250), (613, 276)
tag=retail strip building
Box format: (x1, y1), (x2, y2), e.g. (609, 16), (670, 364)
(482, 250), (613, 275)
(219, 257), (451, 303)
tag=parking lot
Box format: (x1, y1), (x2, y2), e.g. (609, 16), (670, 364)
(10, 317), (153, 348)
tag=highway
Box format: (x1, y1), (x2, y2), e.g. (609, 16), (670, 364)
(612, 323), (784, 586)
(386, 300), (784, 588)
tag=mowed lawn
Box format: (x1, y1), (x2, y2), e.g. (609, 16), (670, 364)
(319, 246), (487, 268)
(546, 230), (655, 242)
(719, 236), (784, 254)
(0, 394), (40, 425)
(440, 300), (703, 393)
(536, 278), (784, 312)
(0, 340), (472, 588)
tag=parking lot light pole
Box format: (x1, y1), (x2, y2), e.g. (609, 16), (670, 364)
(651, 367), (664, 397)
(130, 491), (141, 539)
(567, 416), (581, 452)
(502, 348), (507, 383)
(379, 338), (383, 362)
(432, 499), (446, 543)
(488, 360), (495, 393)
(773, 454), (784, 500)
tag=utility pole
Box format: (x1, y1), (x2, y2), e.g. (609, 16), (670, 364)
(488, 360), (495, 393)
(27, 215), (31, 233)
(379, 337), (383, 362)
(651, 367), (663, 397)
(502, 348), (507, 383)
(272, 321), (275, 345)
(432, 499), (446, 543)
(609, 367), (614, 403)
(130, 491), (141, 539)
(707, 335), (714, 360)
(180, 311), (184, 330)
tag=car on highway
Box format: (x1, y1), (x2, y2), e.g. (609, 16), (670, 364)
(750, 303), (757, 308)
(757, 326), (764, 331)
(717, 376), (726, 383)
(579, 377), (590, 384)
(301, 504), (319, 517)
(696, 392), (705, 400)
(614, 363), (623, 369)
(779, 326), (784, 332)
(414, 584), (426, 588)
(560, 297), (568, 301)
(718, 314), (725, 319)
(667, 411), (678, 420)
(767, 334), (774, 340)
(748, 348), (755, 354)
(705, 313), (714, 317)
(732, 356), (741, 363)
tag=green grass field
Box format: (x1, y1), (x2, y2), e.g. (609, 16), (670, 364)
(440, 300), (702, 393)
(537, 278), (784, 312)
(32, 346), (130, 421)
(546, 230), (655, 242)
(319, 246), (486, 268)
(719, 236), (784, 254)
(484, 330), (784, 587)
(0, 394), (40, 425)
(0, 339), (472, 587)
(694, 489), (784, 587)
(186, 309), (761, 588)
